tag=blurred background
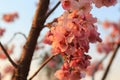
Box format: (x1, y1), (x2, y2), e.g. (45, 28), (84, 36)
(0, 0), (120, 80)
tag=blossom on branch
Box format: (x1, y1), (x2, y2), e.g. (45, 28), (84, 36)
(44, 10), (101, 80)
(60, 0), (92, 13)
(92, 0), (117, 8)
(103, 20), (120, 44)
(2, 12), (19, 23)
(43, 0), (118, 80)
(86, 61), (103, 76)
(0, 28), (5, 37)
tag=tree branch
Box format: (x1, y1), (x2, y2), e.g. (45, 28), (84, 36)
(45, 1), (60, 20)
(13, 0), (50, 80)
(29, 54), (58, 80)
(0, 42), (18, 68)
(92, 55), (108, 80)
(101, 44), (120, 80)
(7, 32), (27, 45)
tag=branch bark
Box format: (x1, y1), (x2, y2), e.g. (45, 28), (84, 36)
(101, 44), (120, 80)
(13, 0), (50, 80)
(92, 55), (107, 80)
(45, 1), (60, 19)
(29, 54), (58, 80)
(0, 42), (18, 68)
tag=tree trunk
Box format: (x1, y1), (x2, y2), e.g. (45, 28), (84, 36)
(13, 0), (49, 80)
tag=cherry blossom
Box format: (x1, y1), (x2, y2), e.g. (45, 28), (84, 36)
(44, 10), (102, 54)
(0, 28), (5, 37)
(3, 65), (14, 74)
(2, 12), (19, 23)
(97, 40), (114, 54)
(86, 61), (103, 76)
(60, 0), (92, 13)
(92, 0), (117, 8)
(97, 20), (120, 54)
(44, 10), (102, 80)
(43, 0), (104, 79)
(102, 20), (120, 44)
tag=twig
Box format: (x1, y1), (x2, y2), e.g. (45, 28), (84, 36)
(101, 44), (120, 80)
(7, 32), (27, 45)
(29, 54), (58, 80)
(45, 1), (60, 19)
(92, 55), (108, 80)
(0, 42), (18, 68)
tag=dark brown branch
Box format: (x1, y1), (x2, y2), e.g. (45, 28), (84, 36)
(102, 44), (120, 80)
(0, 42), (18, 68)
(45, 1), (60, 19)
(92, 55), (108, 80)
(29, 54), (58, 80)
(7, 32), (27, 45)
(13, 0), (50, 80)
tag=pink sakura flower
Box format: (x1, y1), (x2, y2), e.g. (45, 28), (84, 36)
(44, 11), (101, 54)
(3, 65), (14, 74)
(89, 26), (102, 43)
(86, 61), (103, 76)
(102, 20), (111, 28)
(102, 20), (120, 44)
(61, 0), (92, 13)
(97, 41), (114, 54)
(55, 59), (88, 80)
(44, 10), (101, 80)
(0, 28), (5, 37)
(70, 54), (91, 69)
(44, 0), (103, 79)
(55, 63), (81, 80)
(2, 12), (18, 23)
(92, 0), (117, 8)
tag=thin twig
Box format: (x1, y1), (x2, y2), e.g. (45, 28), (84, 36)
(29, 54), (58, 80)
(101, 44), (120, 80)
(7, 32), (27, 45)
(45, 1), (60, 19)
(0, 42), (18, 68)
(92, 55), (108, 80)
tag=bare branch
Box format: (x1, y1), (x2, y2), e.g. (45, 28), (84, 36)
(45, 1), (60, 20)
(0, 42), (18, 68)
(102, 44), (120, 80)
(92, 55), (108, 80)
(7, 32), (27, 45)
(29, 54), (58, 80)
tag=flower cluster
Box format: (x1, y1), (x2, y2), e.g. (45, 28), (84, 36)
(43, 0), (117, 80)
(93, 0), (117, 8)
(0, 27), (5, 37)
(2, 12), (18, 23)
(97, 41), (114, 54)
(86, 61), (103, 76)
(3, 65), (14, 74)
(102, 20), (120, 44)
(97, 20), (120, 54)
(60, 0), (92, 13)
